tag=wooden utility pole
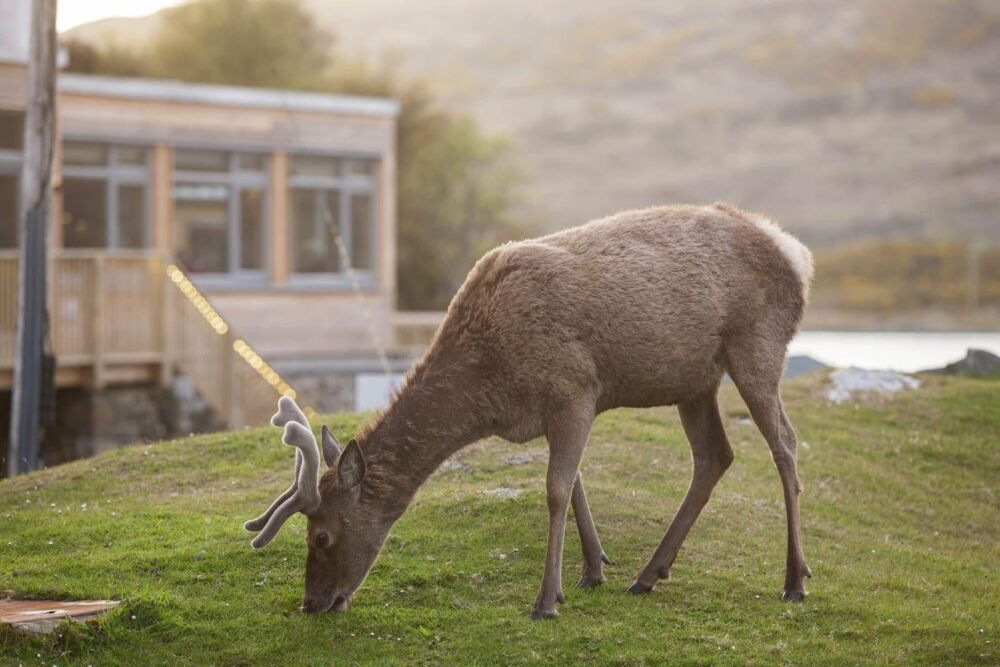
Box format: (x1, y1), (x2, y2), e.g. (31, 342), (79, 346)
(7, 0), (57, 476)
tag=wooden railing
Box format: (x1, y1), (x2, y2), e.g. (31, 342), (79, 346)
(1, 251), (166, 386)
(164, 265), (292, 428)
(0, 251), (288, 428)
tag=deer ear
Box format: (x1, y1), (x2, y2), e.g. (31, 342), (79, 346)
(321, 425), (342, 467)
(336, 439), (366, 489)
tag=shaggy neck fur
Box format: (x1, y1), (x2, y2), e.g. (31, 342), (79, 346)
(355, 348), (491, 517)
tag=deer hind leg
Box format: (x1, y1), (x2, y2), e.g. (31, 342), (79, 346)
(571, 471), (611, 588)
(628, 389), (733, 593)
(532, 401), (594, 620)
(725, 340), (811, 601)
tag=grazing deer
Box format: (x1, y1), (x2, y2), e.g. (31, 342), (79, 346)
(244, 203), (814, 619)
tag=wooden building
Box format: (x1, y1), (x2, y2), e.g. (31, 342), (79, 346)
(2, 67), (400, 358)
(0, 6), (439, 457)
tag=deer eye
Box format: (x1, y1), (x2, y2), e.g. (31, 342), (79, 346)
(312, 531), (330, 549)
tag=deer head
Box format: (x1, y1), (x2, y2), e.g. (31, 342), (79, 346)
(244, 396), (390, 613)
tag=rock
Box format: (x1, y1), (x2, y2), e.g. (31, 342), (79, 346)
(722, 355), (828, 384)
(826, 368), (920, 403)
(440, 459), (470, 473)
(483, 487), (522, 499)
(927, 348), (1000, 377)
(784, 355), (829, 378)
(505, 452), (532, 466)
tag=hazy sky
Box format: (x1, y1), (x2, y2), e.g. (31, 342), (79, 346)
(57, 0), (186, 32)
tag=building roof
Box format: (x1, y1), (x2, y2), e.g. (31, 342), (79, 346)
(59, 73), (400, 119)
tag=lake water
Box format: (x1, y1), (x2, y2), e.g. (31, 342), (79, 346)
(789, 331), (1000, 373)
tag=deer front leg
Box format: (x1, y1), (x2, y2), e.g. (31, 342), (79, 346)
(572, 471), (610, 588)
(629, 391), (732, 593)
(532, 403), (594, 620)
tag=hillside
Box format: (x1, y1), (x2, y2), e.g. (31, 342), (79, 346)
(2, 374), (998, 664)
(66, 0), (1000, 247)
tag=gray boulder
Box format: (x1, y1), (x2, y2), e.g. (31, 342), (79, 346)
(785, 355), (829, 378)
(927, 348), (1000, 377)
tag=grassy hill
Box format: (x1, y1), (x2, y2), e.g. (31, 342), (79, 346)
(66, 0), (1000, 246)
(1, 374), (998, 664)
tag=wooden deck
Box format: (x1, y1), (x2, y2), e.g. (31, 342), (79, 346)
(0, 250), (288, 428)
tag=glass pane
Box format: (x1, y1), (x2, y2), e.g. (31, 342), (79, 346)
(116, 145), (147, 166)
(321, 191), (342, 271)
(291, 189), (339, 273)
(0, 174), (17, 248)
(62, 178), (108, 247)
(63, 142), (107, 167)
(174, 183), (230, 273)
(0, 111), (24, 151)
(175, 149), (229, 172)
(237, 153), (266, 171)
(118, 185), (146, 248)
(239, 188), (263, 270)
(291, 155), (340, 178)
(344, 159), (377, 177)
(350, 193), (373, 270)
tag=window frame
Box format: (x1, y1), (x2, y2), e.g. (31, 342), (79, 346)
(172, 150), (270, 286)
(60, 140), (152, 250)
(287, 152), (379, 288)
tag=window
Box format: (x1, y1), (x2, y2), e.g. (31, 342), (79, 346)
(0, 173), (17, 248)
(350, 193), (373, 271)
(240, 189), (264, 270)
(61, 142), (149, 249)
(0, 111), (24, 151)
(0, 110), (23, 248)
(292, 189), (341, 273)
(63, 178), (107, 247)
(173, 150), (268, 277)
(289, 154), (377, 278)
(175, 149), (229, 172)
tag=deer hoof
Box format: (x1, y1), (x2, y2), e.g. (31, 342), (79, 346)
(576, 574), (605, 589)
(530, 607), (559, 620)
(782, 590), (807, 602)
(601, 552), (613, 565)
(626, 580), (654, 595)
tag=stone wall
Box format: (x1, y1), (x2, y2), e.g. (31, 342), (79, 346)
(276, 357), (415, 416)
(1, 356), (417, 476)
(282, 371), (355, 415)
(0, 375), (226, 476)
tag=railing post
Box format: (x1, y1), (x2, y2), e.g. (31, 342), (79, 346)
(221, 330), (235, 427)
(160, 258), (174, 387)
(92, 255), (106, 389)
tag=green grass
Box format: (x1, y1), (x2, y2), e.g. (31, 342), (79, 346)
(1, 374), (998, 665)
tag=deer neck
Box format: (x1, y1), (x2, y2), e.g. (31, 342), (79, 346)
(356, 361), (489, 518)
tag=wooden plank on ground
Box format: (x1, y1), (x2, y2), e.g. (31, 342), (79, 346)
(0, 598), (120, 633)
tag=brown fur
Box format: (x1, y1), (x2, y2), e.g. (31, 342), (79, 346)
(254, 203), (814, 618)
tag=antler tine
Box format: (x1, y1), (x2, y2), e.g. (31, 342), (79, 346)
(248, 422), (322, 549)
(271, 395), (310, 428)
(250, 492), (303, 549)
(244, 397), (320, 545)
(282, 421), (322, 513)
(243, 452), (302, 532)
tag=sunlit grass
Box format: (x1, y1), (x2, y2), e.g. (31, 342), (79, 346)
(1, 374), (997, 665)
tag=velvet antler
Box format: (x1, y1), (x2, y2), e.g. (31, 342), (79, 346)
(243, 396), (340, 549)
